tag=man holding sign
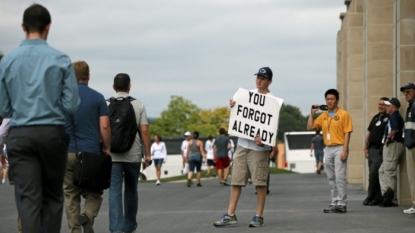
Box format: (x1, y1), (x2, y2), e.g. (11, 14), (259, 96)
(214, 67), (281, 228)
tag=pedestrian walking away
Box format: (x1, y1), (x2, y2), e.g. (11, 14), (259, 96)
(0, 4), (80, 232)
(310, 130), (325, 174)
(63, 61), (111, 233)
(214, 128), (231, 186)
(205, 135), (217, 178)
(307, 89), (353, 214)
(107, 73), (151, 233)
(186, 131), (206, 187)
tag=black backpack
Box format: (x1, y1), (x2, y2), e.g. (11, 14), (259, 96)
(107, 96), (138, 153)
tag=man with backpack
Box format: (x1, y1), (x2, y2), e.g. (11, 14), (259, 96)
(107, 73), (151, 233)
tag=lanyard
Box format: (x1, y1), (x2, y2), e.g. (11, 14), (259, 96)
(326, 111), (337, 132)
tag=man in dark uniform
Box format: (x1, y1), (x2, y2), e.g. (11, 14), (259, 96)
(363, 97), (389, 206)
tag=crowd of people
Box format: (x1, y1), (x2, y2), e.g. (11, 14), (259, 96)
(0, 3), (277, 232)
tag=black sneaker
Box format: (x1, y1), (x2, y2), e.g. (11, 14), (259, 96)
(336, 205), (347, 213)
(369, 200), (381, 206)
(197, 183), (202, 187)
(222, 180), (230, 186)
(186, 179), (191, 187)
(363, 198), (371, 206)
(323, 205), (337, 213)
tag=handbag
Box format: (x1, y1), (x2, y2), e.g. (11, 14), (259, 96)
(70, 116), (112, 190)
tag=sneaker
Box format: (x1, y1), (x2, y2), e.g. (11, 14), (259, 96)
(249, 215), (264, 227)
(362, 198), (370, 206)
(78, 214), (94, 233)
(323, 205), (337, 213)
(213, 213), (238, 227)
(197, 183), (202, 187)
(222, 180), (230, 186)
(155, 180), (160, 186)
(368, 200), (381, 206)
(186, 179), (191, 187)
(336, 205), (347, 213)
(403, 207), (415, 214)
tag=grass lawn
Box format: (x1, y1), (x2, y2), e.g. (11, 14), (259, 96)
(140, 167), (293, 183)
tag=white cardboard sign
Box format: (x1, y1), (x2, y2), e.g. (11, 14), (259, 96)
(228, 88), (283, 146)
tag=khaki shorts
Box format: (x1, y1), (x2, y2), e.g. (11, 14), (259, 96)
(231, 145), (270, 186)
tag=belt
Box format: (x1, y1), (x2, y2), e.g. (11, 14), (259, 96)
(327, 144), (342, 147)
(11, 124), (64, 128)
(388, 140), (403, 143)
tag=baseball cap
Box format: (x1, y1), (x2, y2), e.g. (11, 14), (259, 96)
(254, 67), (273, 79)
(183, 131), (191, 137)
(384, 97), (401, 108)
(400, 83), (415, 92)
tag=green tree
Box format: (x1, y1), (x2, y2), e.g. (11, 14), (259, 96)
(198, 107), (230, 136)
(277, 104), (308, 142)
(150, 96), (200, 137)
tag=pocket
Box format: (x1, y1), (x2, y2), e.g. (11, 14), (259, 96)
(256, 166), (269, 181)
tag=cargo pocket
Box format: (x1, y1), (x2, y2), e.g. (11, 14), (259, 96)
(257, 166), (269, 182)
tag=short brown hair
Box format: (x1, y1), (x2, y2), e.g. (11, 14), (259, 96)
(72, 61), (89, 81)
(23, 4), (51, 33)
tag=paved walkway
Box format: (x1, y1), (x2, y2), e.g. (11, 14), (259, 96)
(1, 173), (414, 232)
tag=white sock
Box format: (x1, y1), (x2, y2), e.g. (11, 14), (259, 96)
(1, 179), (5, 183)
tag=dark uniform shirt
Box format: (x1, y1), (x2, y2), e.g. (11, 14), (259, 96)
(367, 113), (389, 147)
(384, 111), (404, 142)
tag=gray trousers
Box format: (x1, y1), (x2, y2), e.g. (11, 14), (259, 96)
(379, 142), (404, 195)
(324, 145), (348, 206)
(406, 147), (415, 207)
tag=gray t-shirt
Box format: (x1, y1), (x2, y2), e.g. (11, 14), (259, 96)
(214, 135), (230, 158)
(108, 92), (149, 163)
(311, 135), (325, 151)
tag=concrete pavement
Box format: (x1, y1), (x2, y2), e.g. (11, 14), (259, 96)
(0, 173), (414, 232)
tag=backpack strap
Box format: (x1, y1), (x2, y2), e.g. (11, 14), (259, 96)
(126, 96), (136, 102)
(106, 96), (136, 102)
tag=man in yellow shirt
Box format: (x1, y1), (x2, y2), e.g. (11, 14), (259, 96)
(307, 89), (353, 213)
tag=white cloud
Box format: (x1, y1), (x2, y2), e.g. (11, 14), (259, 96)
(0, 0), (346, 117)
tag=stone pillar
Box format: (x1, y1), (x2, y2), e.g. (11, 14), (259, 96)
(345, 0), (365, 184)
(342, 10), (349, 109)
(337, 13), (346, 97)
(363, 0), (394, 189)
(394, 0), (415, 206)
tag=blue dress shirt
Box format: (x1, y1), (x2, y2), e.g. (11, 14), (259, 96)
(0, 39), (80, 126)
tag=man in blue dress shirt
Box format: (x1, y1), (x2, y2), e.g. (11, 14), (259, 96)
(0, 4), (79, 233)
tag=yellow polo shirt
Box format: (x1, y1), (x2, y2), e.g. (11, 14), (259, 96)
(313, 108), (353, 146)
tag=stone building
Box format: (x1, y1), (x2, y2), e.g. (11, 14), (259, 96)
(337, 0), (415, 205)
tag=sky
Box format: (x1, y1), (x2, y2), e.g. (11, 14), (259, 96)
(0, 0), (345, 118)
